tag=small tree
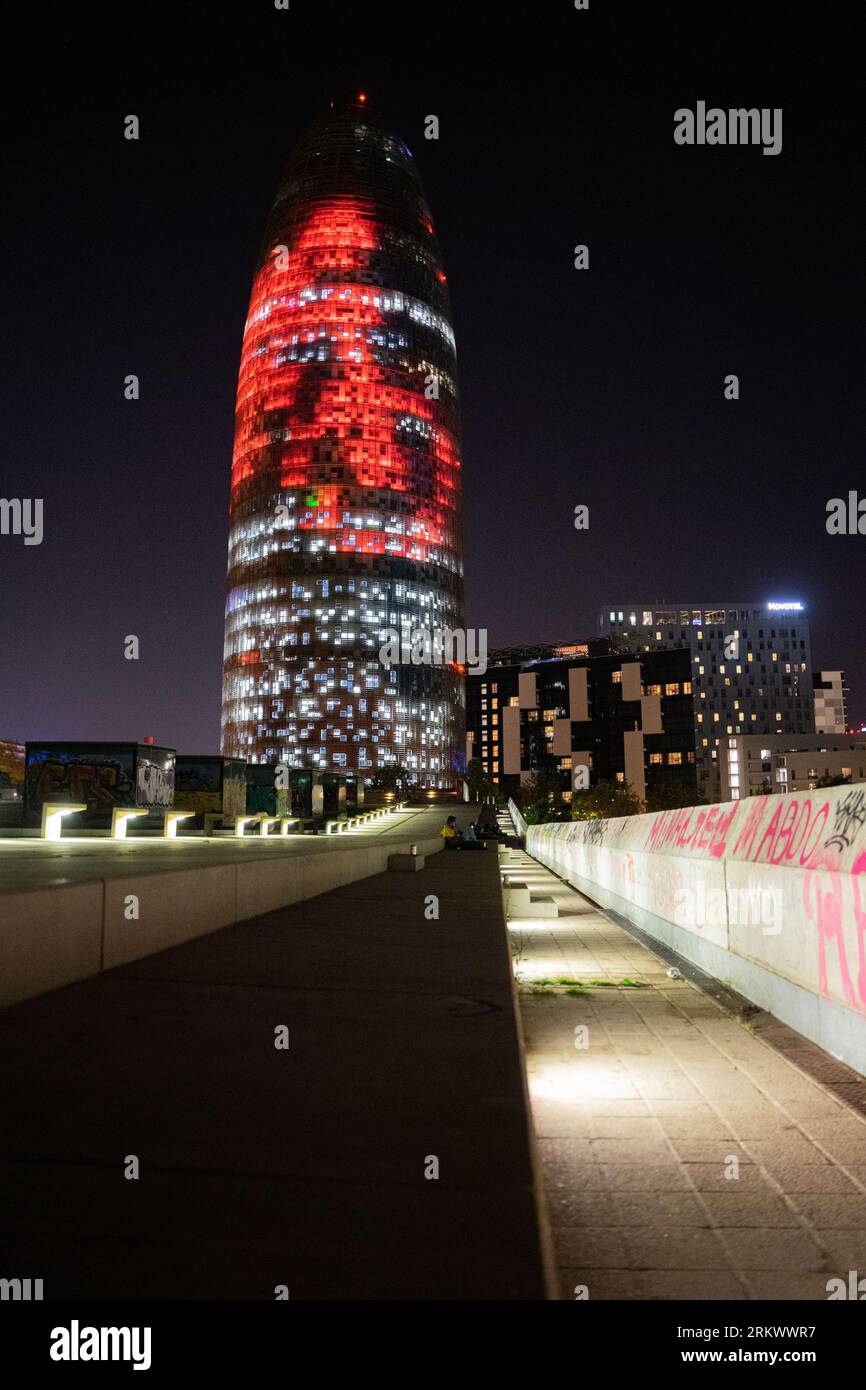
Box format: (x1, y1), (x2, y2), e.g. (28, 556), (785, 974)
(516, 769), (569, 824)
(464, 757), (500, 803)
(816, 772), (852, 787)
(369, 764), (413, 792)
(644, 780), (701, 812)
(572, 779), (643, 821)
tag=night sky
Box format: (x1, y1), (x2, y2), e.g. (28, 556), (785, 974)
(2, 1), (862, 752)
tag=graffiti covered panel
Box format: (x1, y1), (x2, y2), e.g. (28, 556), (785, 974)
(23, 744), (175, 826)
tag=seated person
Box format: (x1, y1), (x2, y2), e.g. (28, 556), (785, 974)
(440, 815), (461, 848)
(475, 803), (499, 838)
(460, 821), (486, 850)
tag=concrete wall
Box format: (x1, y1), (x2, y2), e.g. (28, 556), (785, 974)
(0, 836), (444, 1007)
(517, 787), (866, 1077)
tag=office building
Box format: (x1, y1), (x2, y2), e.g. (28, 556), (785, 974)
(221, 97), (464, 786)
(598, 602), (815, 801)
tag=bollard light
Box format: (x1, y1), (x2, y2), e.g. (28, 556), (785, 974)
(163, 811), (195, 839)
(40, 803), (88, 841)
(110, 808), (148, 840)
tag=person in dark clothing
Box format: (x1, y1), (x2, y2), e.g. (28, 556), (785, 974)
(460, 821), (486, 850)
(475, 803), (500, 838)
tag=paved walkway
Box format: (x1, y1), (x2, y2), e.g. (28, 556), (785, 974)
(503, 842), (866, 1301)
(0, 841), (550, 1299)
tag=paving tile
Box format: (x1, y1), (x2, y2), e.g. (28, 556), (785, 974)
(661, 1117), (738, 1139)
(626, 1227), (730, 1270)
(745, 1269), (838, 1299)
(698, 1189), (800, 1227)
(793, 1194), (866, 1228)
(589, 1139), (675, 1165)
(669, 1140), (752, 1164)
(719, 1228), (826, 1271)
(766, 1165), (860, 1194)
(588, 1116), (664, 1139)
(601, 1164), (692, 1192)
(545, 1190), (615, 1225)
(554, 1226), (631, 1267)
(811, 1230), (866, 1268)
(608, 1190), (708, 1227)
(682, 1163), (768, 1191)
(583, 1099), (650, 1117)
(743, 1137), (830, 1167)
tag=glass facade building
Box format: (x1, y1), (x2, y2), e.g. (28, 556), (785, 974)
(221, 98), (464, 784)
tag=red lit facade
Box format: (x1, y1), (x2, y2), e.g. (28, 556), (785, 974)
(221, 101), (464, 784)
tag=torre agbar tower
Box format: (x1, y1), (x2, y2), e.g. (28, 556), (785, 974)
(221, 99), (464, 786)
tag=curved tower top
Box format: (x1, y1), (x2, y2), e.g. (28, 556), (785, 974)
(221, 98), (464, 786)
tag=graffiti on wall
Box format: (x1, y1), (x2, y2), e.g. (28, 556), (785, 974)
(27, 749), (136, 813)
(24, 745), (175, 819)
(529, 782), (866, 1017)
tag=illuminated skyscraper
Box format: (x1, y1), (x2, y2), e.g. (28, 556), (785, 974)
(221, 98), (464, 785)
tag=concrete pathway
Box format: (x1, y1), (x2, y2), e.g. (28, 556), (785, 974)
(502, 842), (866, 1300)
(0, 841), (550, 1299)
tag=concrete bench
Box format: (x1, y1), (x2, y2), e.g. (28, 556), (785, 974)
(503, 882), (558, 918)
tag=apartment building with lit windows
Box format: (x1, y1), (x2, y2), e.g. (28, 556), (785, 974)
(465, 640), (698, 804)
(598, 602), (815, 802)
(813, 671), (848, 734)
(721, 732), (866, 800)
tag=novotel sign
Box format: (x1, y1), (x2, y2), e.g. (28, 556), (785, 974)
(767, 601), (804, 612)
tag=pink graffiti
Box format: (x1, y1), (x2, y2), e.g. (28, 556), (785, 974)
(804, 848), (866, 1012)
(646, 794), (833, 868)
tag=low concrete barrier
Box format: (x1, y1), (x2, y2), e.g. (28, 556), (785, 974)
(509, 800), (528, 840)
(0, 834), (444, 1006)
(521, 785), (866, 1077)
